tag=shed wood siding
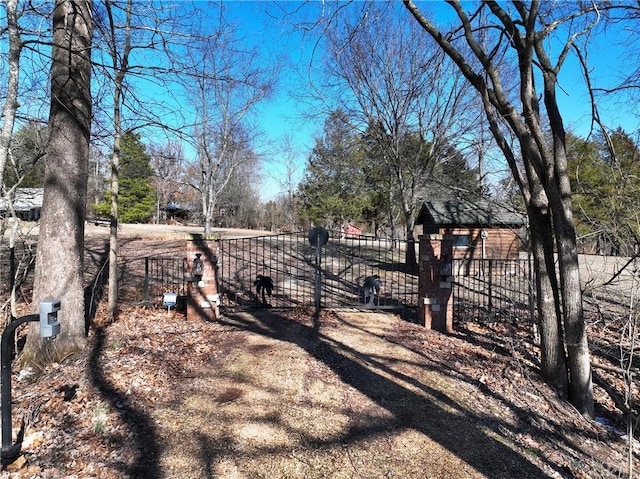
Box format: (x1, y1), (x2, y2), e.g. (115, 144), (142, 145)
(446, 227), (521, 259)
(417, 200), (525, 260)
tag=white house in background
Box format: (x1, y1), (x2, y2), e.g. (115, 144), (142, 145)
(0, 188), (43, 221)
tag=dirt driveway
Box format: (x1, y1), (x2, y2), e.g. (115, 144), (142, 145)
(46, 306), (619, 479)
(4, 225), (635, 478)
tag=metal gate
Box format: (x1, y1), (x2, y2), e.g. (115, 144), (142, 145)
(217, 231), (419, 309)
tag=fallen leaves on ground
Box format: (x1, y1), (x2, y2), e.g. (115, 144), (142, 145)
(2, 306), (636, 478)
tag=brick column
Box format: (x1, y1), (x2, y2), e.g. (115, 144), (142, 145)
(186, 234), (220, 321)
(418, 234), (454, 333)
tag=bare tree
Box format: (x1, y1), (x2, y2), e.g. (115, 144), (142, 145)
(0, 4), (52, 326)
(1, 1), (57, 196)
(97, 0), (133, 320)
(92, 0), (200, 318)
(1, 122), (46, 318)
(403, 0), (597, 416)
(0, 3), (47, 250)
(217, 169), (262, 229)
(319, 2), (476, 266)
(149, 140), (187, 223)
(87, 144), (108, 215)
(179, 7), (275, 234)
(583, 5), (640, 113)
(24, 0), (93, 363)
(271, 133), (302, 228)
(0, 0), (22, 193)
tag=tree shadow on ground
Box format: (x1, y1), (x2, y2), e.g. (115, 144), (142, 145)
(342, 312), (611, 473)
(84, 240), (109, 333)
(213, 309), (554, 478)
(88, 326), (162, 479)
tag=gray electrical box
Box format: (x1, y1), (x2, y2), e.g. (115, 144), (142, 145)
(39, 300), (61, 338)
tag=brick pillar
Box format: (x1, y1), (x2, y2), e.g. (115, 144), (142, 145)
(186, 234), (220, 321)
(418, 234), (454, 333)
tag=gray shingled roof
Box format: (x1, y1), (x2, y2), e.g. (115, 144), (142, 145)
(417, 200), (525, 227)
(0, 188), (43, 212)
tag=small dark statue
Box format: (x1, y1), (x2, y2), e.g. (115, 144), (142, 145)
(362, 275), (381, 306)
(254, 274), (274, 307)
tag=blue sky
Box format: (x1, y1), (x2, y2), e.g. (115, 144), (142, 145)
(223, 1), (325, 201)
(141, 2), (640, 202)
(5, 2), (638, 202)
(554, 21), (639, 138)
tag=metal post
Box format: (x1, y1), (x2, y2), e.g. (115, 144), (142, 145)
(144, 257), (150, 308)
(488, 260), (493, 313)
(1, 314), (39, 460)
(315, 235), (321, 310)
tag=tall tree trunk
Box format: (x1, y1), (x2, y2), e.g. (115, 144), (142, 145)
(25, 0), (93, 363)
(104, 0), (132, 320)
(404, 212), (417, 270)
(400, 0), (594, 414)
(544, 69), (594, 417)
(107, 133), (120, 320)
(555, 207), (593, 415)
(528, 202), (569, 395)
(0, 0), (21, 190)
(204, 188), (213, 235)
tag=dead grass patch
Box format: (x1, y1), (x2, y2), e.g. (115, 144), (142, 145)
(5, 305), (636, 478)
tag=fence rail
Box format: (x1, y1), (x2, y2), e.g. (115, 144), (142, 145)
(130, 247), (533, 324)
(217, 232), (419, 309)
(119, 257), (186, 307)
(452, 257), (534, 323)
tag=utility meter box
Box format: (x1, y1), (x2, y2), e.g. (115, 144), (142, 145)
(39, 299), (61, 338)
(163, 292), (177, 308)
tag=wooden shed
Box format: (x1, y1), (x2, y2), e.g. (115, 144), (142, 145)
(416, 199), (526, 259)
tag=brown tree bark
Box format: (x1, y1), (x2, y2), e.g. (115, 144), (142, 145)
(0, 0), (22, 191)
(24, 0), (93, 364)
(527, 202), (569, 395)
(103, 0), (132, 320)
(403, 0), (594, 415)
(539, 53), (594, 416)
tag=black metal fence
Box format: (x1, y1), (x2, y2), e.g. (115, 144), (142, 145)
(130, 237), (533, 324)
(452, 257), (534, 323)
(119, 256), (186, 307)
(0, 241), (36, 296)
(217, 232), (419, 309)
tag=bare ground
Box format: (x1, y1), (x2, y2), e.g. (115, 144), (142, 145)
(3, 305), (635, 478)
(1, 225), (639, 478)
